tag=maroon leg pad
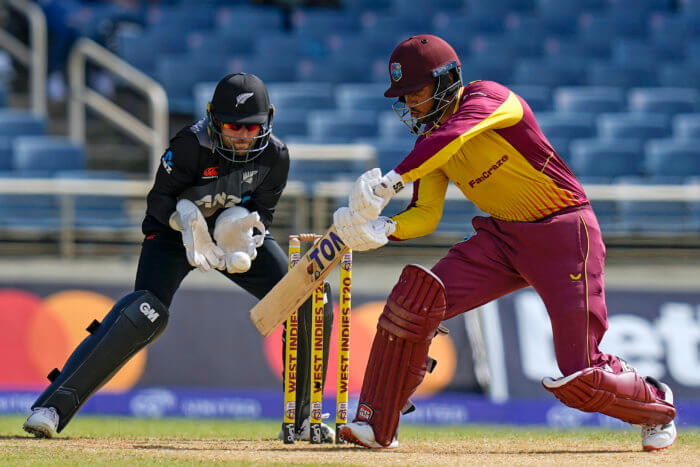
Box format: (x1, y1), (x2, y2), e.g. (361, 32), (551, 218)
(354, 265), (446, 446)
(543, 368), (676, 426)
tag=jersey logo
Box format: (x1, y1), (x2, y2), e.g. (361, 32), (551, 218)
(202, 166), (219, 179)
(390, 62), (402, 82)
(195, 192), (242, 210)
(161, 150), (173, 174)
(242, 170), (258, 184)
(468, 155), (509, 188)
(235, 92), (254, 107)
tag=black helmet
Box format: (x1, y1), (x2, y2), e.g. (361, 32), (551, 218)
(206, 73), (274, 163)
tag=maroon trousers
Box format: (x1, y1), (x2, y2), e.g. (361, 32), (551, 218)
(432, 204), (622, 377)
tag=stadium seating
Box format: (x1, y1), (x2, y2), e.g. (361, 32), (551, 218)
(216, 6), (284, 32)
(0, 171), (60, 231)
(673, 114), (700, 140)
(0, 137), (12, 171)
(512, 58), (585, 87)
(658, 63), (700, 88)
(307, 110), (378, 142)
(358, 137), (414, 173)
(597, 113), (671, 141)
(13, 137), (85, 173)
(570, 138), (644, 178)
(617, 177), (696, 233)
(335, 84), (389, 112)
(586, 61), (659, 88)
(0, 110), (46, 138)
(535, 113), (597, 146)
(509, 85), (552, 112)
(645, 139), (700, 178)
(156, 54), (226, 114)
(554, 87), (625, 114)
(628, 88), (700, 116)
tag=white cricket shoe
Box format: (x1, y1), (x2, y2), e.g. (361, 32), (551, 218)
(642, 378), (677, 451)
(338, 421), (398, 449)
(23, 407), (59, 438)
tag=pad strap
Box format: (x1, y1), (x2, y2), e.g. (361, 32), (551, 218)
(354, 265), (446, 446)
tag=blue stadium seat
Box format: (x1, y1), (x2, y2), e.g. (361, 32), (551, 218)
(0, 171), (60, 231)
(0, 110), (46, 138)
(465, 0), (535, 16)
(534, 0), (606, 20)
(432, 12), (505, 37)
(288, 158), (368, 184)
(296, 57), (373, 84)
(535, 113), (597, 144)
(343, 0), (393, 10)
(156, 54), (226, 114)
(673, 114), (700, 139)
(543, 38), (609, 60)
(236, 57), (299, 84)
(616, 177), (695, 233)
(54, 170), (132, 230)
(688, 42), (700, 63)
(272, 110), (310, 140)
(512, 58), (584, 87)
(628, 88), (700, 116)
(679, 0), (700, 18)
(597, 113), (671, 140)
(193, 82), (216, 120)
(607, 0), (673, 18)
(578, 14), (647, 47)
(148, 4), (214, 29)
(394, 0), (464, 12)
(586, 61), (658, 88)
(460, 57), (514, 84)
(268, 82), (336, 115)
(255, 34), (310, 61)
(186, 31), (256, 58)
(509, 85), (552, 112)
(308, 111), (378, 143)
(357, 137), (414, 173)
(648, 15), (698, 60)
(611, 40), (663, 69)
(359, 12), (432, 36)
(336, 84), (389, 112)
(570, 138), (644, 178)
(645, 139), (700, 177)
(216, 6), (284, 32)
(658, 62), (700, 88)
(505, 13), (577, 39)
(378, 111), (411, 140)
(327, 34), (397, 63)
(13, 137), (85, 173)
(553, 87), (626, 114)
(470, 34), (542, 61)
(292, 9), (361, 36)
(0, 137), (12, 170)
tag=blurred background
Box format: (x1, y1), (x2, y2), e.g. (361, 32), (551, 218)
(0, 0), (699, 428)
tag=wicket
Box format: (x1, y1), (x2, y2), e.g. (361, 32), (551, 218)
(283, 233), (352, 444)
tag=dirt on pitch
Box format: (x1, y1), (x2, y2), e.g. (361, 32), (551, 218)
(2, 434), (698, 466)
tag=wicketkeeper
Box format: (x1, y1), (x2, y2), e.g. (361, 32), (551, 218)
(22, 73), (335, 442)
(334, 35), (677, 451)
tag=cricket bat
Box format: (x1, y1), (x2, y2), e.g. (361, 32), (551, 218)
(250, 224), (348, 336)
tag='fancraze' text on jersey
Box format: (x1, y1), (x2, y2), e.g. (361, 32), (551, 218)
(390, 80), (589, 240)
(142, 119), (290, 234)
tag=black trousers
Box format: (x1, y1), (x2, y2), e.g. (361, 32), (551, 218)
(134, 229), (333, 431)
(135, 229), (288, 307)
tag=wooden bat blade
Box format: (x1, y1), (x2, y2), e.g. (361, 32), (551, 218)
(249, 224), (349, 336)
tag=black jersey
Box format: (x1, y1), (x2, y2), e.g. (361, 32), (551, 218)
(142, 119), (290, 235)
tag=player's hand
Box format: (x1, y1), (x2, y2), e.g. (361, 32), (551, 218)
(349, 168), (404, 222)
(171, 199), (224, 273)
(213, 206), (266, 273)
(334, 207), (396, 251)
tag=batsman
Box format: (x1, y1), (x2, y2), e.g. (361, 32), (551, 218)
(334, 35), (677, 451)
(22, 73), (335, 442)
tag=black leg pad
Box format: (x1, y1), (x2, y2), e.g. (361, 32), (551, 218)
(31, 290), (169, 433)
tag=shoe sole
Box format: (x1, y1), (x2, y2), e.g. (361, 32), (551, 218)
(643, 433), (677, 451)
(338, 426), (374, 448)
(23, 423), (53, 439)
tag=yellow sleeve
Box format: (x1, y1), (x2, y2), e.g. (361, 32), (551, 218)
(390, 170), (449, 240)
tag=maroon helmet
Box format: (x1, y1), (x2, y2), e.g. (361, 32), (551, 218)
(384, 34), (461, 98)
(385, 35), (463, 135)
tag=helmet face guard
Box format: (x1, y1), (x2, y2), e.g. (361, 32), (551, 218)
(392, 64), (463, 136)
(206, 103), (273, 163)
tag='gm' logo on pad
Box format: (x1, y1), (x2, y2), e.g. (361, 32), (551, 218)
(140, 302), (159, 322)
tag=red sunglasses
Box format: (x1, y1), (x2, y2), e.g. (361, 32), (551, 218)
(222, 122), (261, 131)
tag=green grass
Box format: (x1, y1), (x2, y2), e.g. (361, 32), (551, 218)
(1, 416), (698, 466)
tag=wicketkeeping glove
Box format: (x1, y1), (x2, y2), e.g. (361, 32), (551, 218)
(213, 206), (266, 274)
(169, 199), (224, 272)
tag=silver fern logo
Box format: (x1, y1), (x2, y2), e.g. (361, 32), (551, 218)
(235, 92), (254, 107)
(242, 170), (258, 184)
